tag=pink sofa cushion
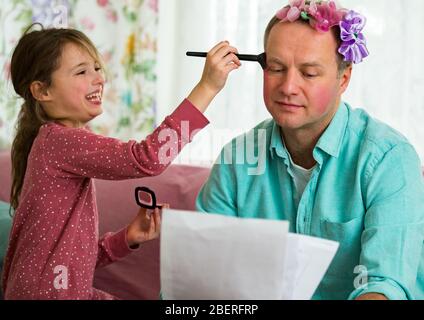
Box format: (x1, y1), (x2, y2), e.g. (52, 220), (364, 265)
(0, 151), (11, 203)
(93, 164), (211, 299)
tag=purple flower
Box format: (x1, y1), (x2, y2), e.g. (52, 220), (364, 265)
(338, 11), (369, 64)
(31, 0), (70, 27)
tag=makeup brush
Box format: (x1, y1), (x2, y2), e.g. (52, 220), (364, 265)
(186, 51), (267, 70)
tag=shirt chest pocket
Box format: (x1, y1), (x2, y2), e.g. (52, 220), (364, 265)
(320, 217), (363, 278)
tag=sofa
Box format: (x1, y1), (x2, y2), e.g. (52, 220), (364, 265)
(0, 150), (211, 300)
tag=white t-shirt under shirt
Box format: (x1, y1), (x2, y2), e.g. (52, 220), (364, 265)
(286, 152), (316, 207)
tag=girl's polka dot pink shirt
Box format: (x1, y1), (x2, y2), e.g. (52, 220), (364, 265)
(2, 99), (209, 300)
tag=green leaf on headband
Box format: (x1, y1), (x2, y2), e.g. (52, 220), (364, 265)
(301, 11), (310, 21)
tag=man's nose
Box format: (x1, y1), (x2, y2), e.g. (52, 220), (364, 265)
(279, 69), (300, 96)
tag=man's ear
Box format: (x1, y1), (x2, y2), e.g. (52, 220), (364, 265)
(339, 64), (352, 95)
(30, 81), (52, 102)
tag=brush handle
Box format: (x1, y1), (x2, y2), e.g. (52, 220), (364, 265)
(186, 51), (259, 62)
(186, 51), (267, 70)
(186, 51), (208, 57)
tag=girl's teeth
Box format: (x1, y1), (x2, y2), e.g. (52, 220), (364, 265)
(86, 92), (102, 101)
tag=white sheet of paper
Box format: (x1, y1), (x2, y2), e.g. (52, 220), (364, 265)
(160, 209), (289, 300)
(160, 209), (339, 300)
(281, 233), (339, 300)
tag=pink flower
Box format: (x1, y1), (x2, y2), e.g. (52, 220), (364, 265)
(276, 6), (291, 20)
(309, 1), (346, 32)
(149, 0), (158, 13)
(80, 17), (95, 31)
(287, 6), (301, 21)
(97, 0), (109, 7)
(290, 0), (306, 7)
(276, 0), (306, 22)
(106, 8), (118, 22)
(276, 0), (347, 33)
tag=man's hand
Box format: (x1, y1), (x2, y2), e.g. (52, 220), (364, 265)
(126, 205), (168, 248)
(356, 293), (388, 300)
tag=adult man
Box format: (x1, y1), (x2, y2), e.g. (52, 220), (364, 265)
(196, 0), (424, 300)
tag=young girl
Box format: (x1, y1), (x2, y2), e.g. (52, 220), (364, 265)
(1, 25), (241, 300)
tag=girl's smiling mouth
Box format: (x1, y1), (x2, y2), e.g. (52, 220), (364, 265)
(85, 86), (103, 105)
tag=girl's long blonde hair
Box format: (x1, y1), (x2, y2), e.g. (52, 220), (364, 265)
(10, 24), (103, 210)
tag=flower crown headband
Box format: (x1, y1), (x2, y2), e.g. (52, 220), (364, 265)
(276, 0), (369, 64)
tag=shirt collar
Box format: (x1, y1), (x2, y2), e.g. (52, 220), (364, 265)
(269, 120), (289, 161)
(315, 101), (348, 158)
(269, 101), (349, 160)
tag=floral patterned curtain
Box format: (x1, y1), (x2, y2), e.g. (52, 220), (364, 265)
(0, 0), (158, 149)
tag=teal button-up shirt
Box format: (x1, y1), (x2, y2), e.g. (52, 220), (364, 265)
(196, 102), (424, 300)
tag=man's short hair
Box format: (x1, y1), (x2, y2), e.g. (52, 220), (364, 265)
(264, 16), (352, 74)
